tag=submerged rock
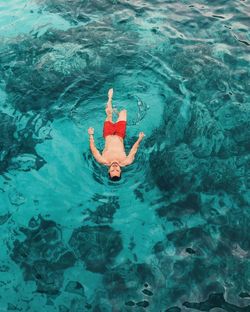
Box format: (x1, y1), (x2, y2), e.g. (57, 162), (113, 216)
(83, 196), (120, 224)
(35, 0), (116, 23)
(0, 15), (140, 115)
(10, 216), (76, 296)
(0, 112), (47, 173)
(165, 308), (181, 312)
(69, 225), (123, 273)
(183, 293), (250, 311)
(103, 260), (158, 302)
(65, 281), (84, 297)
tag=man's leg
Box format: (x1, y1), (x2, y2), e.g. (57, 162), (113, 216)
(103, 89), (114, 138)
(117, 109), (127, 122)
(105, 98), (113, 122)
(115, 109), (127, 139)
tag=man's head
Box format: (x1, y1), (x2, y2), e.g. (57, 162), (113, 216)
(108, 162), (121, 181)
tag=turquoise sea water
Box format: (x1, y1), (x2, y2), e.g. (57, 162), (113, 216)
(0, 0), (249, 311)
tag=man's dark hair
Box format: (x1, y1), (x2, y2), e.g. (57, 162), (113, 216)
(108, 173), (121, 181)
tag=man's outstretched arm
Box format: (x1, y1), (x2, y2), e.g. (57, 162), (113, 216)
(124, 132), (145, 165)
(88, 127), (107, 164)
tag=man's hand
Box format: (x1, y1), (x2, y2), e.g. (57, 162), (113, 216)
(108, 88), (113, 99)
(138, 132), (145, 141)
(88, 127), (94, 135)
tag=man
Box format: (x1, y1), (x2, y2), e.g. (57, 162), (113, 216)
(88, 88), (145, 181)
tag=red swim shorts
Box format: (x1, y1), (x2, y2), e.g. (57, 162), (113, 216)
(103, 121), (126, 139)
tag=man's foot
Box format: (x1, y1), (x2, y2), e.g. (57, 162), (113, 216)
(108, 88), (113, 99)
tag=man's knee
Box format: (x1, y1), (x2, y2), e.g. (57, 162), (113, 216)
(105, 107), (112, 115)
(105, 112), (112, 121)
(119, 109), (127, 117)
(118, 109), (127, 121)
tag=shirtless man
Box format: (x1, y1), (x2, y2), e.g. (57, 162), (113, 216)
(88, 88), (145, 181)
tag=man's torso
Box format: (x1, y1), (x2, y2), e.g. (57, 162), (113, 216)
(101, 135), (127, 166)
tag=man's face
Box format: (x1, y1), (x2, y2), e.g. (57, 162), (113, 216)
(109, 162), (121, 178)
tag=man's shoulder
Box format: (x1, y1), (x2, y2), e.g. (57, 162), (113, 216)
(120, 156), (133, 167)
(100, 157), (110, 166)
(94, 153), (109, 165)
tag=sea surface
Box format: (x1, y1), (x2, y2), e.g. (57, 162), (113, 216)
(0, 0), (249, 311)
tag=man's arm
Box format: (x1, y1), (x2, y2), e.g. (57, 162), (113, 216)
(124, 132), (145, 166)
(88, 127), (107, 164)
